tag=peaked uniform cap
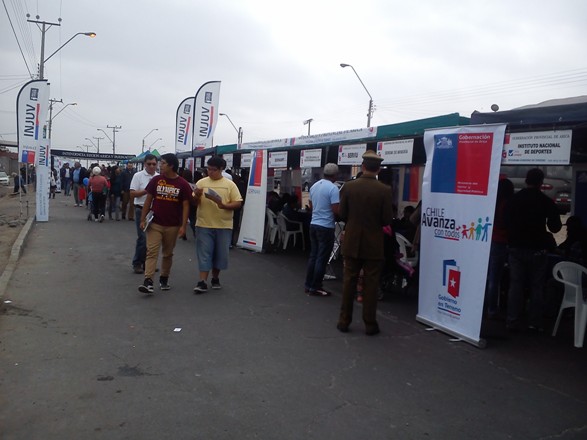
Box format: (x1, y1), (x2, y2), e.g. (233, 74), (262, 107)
(362, 150), (384, 162)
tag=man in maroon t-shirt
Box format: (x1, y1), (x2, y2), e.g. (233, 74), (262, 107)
(138, 153), (192, 294)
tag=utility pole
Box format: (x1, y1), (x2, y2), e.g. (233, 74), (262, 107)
(107, 125), (122, 157)
(47, 98), (63, 140)
(303, 118), (313, 136)
(27, 16), (61, 80)
(92, 136), (103, 155)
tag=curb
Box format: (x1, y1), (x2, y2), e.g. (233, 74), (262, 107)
(0, 216), (35, 299)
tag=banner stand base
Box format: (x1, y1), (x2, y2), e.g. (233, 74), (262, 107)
(416, 315), (487, 349)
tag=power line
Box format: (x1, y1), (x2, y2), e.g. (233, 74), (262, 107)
(376, 68), (587, 111)
(10, 0), (36, 74)
(0, 79), (29, 94)
(2, 0), (33, 78)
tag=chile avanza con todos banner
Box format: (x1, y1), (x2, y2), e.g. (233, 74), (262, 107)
(417, 124), (507, 347)
(16, 79), (50, 221)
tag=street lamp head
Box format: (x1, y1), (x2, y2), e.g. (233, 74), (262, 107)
(219, 113), (226, 116)
(85, 32), (96, 38)
(340, 63), (350, 68)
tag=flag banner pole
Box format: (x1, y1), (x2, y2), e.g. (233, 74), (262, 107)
(175, 96), (194, 154)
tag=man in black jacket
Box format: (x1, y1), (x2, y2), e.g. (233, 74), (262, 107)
(121, 162), (136, 220)
(506, 168), (562, 331)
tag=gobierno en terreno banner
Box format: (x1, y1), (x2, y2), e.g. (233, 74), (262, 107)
(417, 124), (507, 347)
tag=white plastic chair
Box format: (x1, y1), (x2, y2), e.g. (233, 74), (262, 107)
(265, 209), (280, 245)
(551, 261), (587, 348)
(395, 232), (419, 268)
(276, 213), (305, 250)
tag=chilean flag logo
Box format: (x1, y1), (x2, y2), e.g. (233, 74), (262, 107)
(248, 150), (264, 187)
(431, 133), (493, 196)
(443, 259), (461, 298)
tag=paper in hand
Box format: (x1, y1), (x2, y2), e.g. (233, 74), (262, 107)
(143, 210), (154, 232)
(204, 188), (222, 203)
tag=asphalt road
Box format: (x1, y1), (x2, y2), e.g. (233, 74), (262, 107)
(1, 197), (586, 440)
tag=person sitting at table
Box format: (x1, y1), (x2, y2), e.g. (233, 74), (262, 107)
(267, 191), (284, 214)
(393, 205), (417, 243)
(282, 194), (310, 231)
(555, 215), (587, 263)
(544, 215), (587, 322)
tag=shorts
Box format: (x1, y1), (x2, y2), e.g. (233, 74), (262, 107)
(196, 227), (232, 272)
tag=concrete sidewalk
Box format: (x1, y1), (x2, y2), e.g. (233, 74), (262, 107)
(1, 197), (586, 439)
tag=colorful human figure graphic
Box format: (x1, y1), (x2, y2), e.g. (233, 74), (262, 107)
(475, 218), (483, 240)
(481, 216), (492, 241)
(461, 224), (468, 239)
(468, 222), (476, 240)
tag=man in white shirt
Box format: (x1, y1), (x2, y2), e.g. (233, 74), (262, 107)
(129, 154), (159, 274)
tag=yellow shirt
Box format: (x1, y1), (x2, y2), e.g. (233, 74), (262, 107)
(196, 177), (243, 229)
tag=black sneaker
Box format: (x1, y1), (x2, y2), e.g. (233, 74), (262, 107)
(139, 278), (154, 295)
(211, 278), (222, 290)
(193, 280), (208, 294)
(159, 276), (171, 291)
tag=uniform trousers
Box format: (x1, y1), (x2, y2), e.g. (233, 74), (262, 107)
(339, 256), (382, 330)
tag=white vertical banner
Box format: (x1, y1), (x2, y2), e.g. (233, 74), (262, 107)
(237, 150), (267, 252)
(16, 79), (50, 221)
(417, 124), (507, 347)
(175, 96), (194, 154)
(192, 81), (221, 150)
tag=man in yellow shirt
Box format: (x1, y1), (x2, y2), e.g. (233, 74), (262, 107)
(193, 156), (243, 293)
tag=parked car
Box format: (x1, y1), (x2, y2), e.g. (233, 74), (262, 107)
(0, 171), (9, 186)
(302, 168), (318, 191)
(499, 165), (572, 214)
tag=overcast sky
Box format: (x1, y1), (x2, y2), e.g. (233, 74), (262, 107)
(1, 0), (586, 156)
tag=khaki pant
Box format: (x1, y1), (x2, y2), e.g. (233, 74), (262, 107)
(122, 192), (134, 220)
(145, 222), (180, 279)
(339, 257), (382, 330)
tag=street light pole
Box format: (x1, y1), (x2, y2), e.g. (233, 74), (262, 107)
(142, 128), (158, 153)
(106, 125), (121, 158)
(303, 118), (313, 136)
(219, 113), (243, 146)
(149, 138), (162, 149)
(340, 63), (374, 128)
(86, 137), (101, 155)
(27, 16), (96, 80)
(48, 101), (77, 140)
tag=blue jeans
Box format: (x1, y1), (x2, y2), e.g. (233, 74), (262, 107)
(304, 225), (335, 291)
(195, 227), (232, 272)
(132, 206), (146, 267)
(485, 241), (508, 317)
(507, 247), (548, 327)
(63, 178), (72, 196)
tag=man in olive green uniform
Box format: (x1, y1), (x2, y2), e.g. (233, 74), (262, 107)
(337, 150), (393, 335)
